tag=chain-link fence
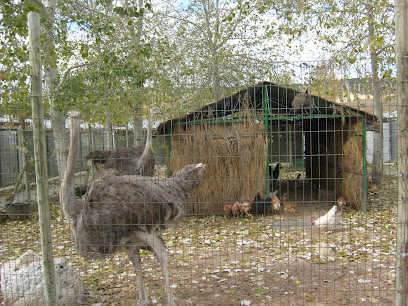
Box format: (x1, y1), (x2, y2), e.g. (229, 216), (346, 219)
(0, 19), (401, 305)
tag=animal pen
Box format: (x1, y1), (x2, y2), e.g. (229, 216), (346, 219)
(156, 81), (373, 215)
(0, 14), (406, 306)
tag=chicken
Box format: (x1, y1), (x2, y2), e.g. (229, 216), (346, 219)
(312, 205), (339, 226)
(270, 191), (281, 213)
(250, 192), (280, 215)
(280, 193), (296, 215)
(223, 200), (233, 218)
(241, 198), (252, 216)
(283, 202), (296, 215)
(269, 163), (281, 180)
(250, 193), (269, 216)
(232, 201), (242, 217)
(337, 196), (347, 211)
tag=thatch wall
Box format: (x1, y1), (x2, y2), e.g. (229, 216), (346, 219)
(169, 114), (267, 215)
(340, 119), (364, 208)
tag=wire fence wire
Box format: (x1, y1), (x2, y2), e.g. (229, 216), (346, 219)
(0, 63), (399, 305)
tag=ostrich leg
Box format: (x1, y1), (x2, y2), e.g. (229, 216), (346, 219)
(125, 247), (149, 306)
(137, 232), (175, 306)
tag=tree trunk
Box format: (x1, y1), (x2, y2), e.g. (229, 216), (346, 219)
(133, 106), (144, 147)
(367, 3), (383, 184)
(18, 116), (31, 202)
(105, 105), (114, 150)
(212, 49), (220, 101)
(126, 0), (145, 147)
(44, 0), (69, 181)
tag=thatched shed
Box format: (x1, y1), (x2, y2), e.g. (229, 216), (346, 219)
(156, 81), (376, 215)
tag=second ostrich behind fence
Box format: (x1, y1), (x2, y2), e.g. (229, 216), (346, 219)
(86, 107), (161, 176)
(61, 111), (206, 306)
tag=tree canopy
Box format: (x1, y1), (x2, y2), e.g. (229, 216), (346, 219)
(0, 0), (396, 124)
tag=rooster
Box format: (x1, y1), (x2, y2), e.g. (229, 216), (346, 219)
(312, 205), (340, 226)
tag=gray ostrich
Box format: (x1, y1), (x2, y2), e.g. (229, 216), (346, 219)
(60, 111), (206, 306)
(86, 107), (161, 176)
(291, 90), (317, 114)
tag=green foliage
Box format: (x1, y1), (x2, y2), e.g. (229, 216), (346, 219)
(0, 0), (45, 120)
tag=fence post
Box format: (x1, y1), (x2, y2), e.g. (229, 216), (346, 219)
(27, 11), (57, 305)
(395, 0), (408, 304)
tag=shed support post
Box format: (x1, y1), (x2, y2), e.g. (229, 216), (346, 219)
(263, 86), (271, 196)
(362, 118), (367, 212)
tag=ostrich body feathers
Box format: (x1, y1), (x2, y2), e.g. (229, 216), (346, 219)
(86, 108), (160, 176)
(86, 146), (155, 176)
(65, 165), (205, 258)
(61, 111), (204, 305)
(292, 91), (316, 113)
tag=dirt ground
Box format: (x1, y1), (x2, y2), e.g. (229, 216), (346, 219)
(0, 164), (398, 305)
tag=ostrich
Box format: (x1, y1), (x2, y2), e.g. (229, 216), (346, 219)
(61, 111), (206, 306)
(291, 90), (317, 114)
(86, 107), (161, 176)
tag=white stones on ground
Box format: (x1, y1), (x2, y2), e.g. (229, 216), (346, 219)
(0, 250), (83, 305)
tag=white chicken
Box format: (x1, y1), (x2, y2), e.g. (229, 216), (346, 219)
(312, 205), (340, 227)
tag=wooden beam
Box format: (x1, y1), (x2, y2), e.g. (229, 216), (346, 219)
(28, 11), (57, 306)
(395, 0), (408, 304)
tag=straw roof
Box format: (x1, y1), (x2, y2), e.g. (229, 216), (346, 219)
(156, 81), (377, 135)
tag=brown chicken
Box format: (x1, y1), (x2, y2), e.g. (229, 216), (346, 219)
(232, 201), (242, 217)
(337, 196), (347, 210)
(271, 191), (281, 213)
(241, 198), (252, 216)
(283, 202), (296, 215)
(223, 200), (233, 218)
(281, 193), (296, 215)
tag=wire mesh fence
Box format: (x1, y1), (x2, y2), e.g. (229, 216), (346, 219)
(0, 60), (400, 305)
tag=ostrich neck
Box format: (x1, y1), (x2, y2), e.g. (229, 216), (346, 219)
(139, 111), (154, 166)
(60, 118), (80, 215)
